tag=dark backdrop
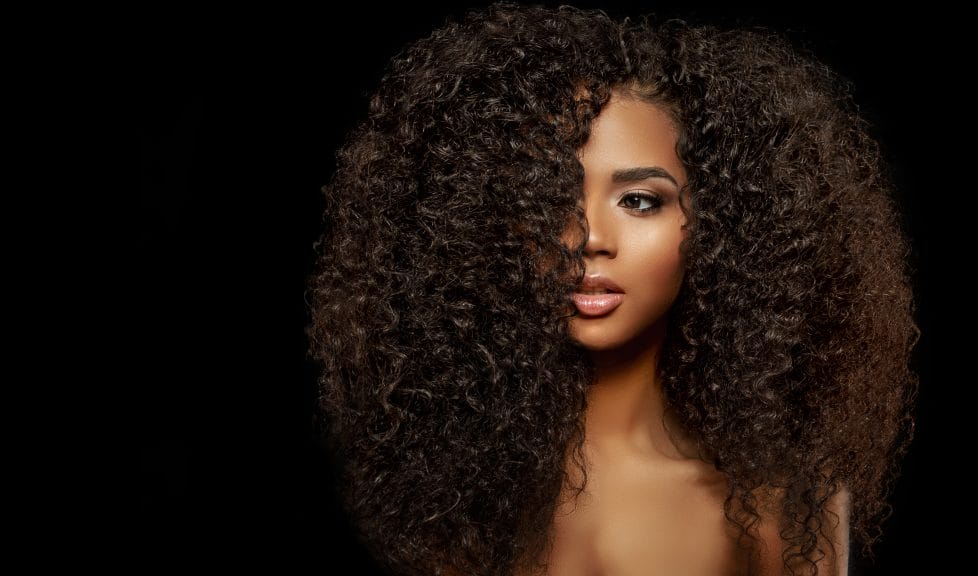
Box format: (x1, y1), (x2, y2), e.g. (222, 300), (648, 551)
(141, 2), (961, 572)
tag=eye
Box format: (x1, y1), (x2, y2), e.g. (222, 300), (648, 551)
(618, 192), (663, 213)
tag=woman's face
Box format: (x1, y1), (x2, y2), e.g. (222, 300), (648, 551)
(568, 93), (687, 352)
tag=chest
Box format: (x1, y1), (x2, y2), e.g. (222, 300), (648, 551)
(542, 456), (755, 576)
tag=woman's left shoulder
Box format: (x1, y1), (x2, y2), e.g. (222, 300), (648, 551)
(753, 486), (851, 576)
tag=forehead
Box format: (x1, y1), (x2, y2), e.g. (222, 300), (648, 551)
(578, 94), (685, 183)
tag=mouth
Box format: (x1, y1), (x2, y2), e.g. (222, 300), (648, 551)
(572, 275), (624, 317)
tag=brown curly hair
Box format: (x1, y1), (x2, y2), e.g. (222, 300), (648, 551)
(306, 3), (918, 575)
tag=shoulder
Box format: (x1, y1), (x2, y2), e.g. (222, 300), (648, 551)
(754, 486), (851, 576)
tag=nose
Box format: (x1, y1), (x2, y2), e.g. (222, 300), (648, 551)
(582, 197), (615, 258)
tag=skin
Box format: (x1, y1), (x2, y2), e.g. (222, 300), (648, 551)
(543, 92), (850, 575)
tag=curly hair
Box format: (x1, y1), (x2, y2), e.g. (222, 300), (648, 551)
(306, 3), (918, 575)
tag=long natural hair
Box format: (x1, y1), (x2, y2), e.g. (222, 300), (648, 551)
(306, 3), (918, 575)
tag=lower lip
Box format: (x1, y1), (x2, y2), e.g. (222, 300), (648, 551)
(572, 293), (624, 317)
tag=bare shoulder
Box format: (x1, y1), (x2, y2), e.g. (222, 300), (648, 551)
(753, 487), (851, 576)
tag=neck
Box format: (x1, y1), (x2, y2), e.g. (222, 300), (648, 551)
(585, 322), (689, 459)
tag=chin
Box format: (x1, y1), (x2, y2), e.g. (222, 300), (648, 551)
(569, 317), (669, 359)
(569, 322), (630, 351)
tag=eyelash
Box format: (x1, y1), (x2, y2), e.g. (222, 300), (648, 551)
(618, 191), (664, 213)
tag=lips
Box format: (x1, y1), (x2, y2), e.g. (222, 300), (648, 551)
(572, 275), (624, 317)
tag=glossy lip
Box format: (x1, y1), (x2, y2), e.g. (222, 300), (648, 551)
(572, 275), (624, 317)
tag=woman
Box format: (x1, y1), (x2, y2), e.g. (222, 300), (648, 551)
(306, 3), (918, 575)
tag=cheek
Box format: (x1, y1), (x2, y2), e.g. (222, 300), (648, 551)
(627, 226), (686, 290)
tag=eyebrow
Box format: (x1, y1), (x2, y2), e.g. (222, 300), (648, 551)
(611, 166), (679, 187)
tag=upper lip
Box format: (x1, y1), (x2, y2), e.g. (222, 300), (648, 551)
(577, 274), (623, 293)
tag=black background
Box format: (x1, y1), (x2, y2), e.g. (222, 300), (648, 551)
(141, 1), (962, 572)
